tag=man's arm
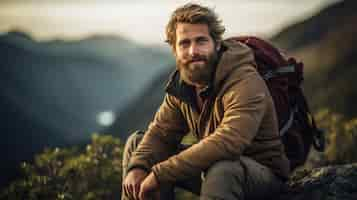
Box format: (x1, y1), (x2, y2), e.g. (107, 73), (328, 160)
(123, 94), (188, 199)
(151, 68), (269, 184)
(127, 94), (189, 173)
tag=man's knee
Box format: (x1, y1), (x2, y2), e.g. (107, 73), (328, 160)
(201, 160), (246, 200)
(124, 130), (144, 152)
(122, 131), (144, 170)
(204, 160), (245, 182)
(125, 130), (144, 144)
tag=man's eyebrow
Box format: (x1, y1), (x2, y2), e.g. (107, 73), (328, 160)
(178, 38), (190, 44)
(196, 36), (209, 41)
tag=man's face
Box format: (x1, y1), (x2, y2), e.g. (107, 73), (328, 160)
(174, 23), (219, 88)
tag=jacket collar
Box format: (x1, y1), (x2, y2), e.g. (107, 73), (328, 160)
(165, 70), (197, 107)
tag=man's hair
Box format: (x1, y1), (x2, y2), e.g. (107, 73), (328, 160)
(165, 3), (225, 49)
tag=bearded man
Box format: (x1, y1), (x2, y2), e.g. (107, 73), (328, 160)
(122, 3), (290, 200)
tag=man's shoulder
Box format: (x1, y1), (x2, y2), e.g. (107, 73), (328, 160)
(220, 63), (262, 89)
(217, 64), (269, 102)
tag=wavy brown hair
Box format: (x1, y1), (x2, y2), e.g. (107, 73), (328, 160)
(165, 3), (225, 50)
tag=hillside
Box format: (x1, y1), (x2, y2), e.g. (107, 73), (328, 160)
(271, 0), (357, 118)
(0, 31), (172, 187)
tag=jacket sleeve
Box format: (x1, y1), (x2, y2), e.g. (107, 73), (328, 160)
(151, 71), (269, 184)
(127, 94), (189, 172)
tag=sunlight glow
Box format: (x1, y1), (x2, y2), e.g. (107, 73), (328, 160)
(97, 111), (116, 127)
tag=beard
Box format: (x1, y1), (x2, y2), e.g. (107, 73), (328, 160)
(176, 50), (218, 87)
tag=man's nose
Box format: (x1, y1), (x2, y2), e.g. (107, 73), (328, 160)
(189, 43), (200, 56)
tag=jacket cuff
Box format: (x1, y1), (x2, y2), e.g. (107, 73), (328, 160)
(127, 162), (151, 173)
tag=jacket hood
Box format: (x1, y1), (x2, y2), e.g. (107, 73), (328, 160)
(213, 38), (256, 89)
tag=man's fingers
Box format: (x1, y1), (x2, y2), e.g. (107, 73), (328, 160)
(126, 184), (134, 199)
(138, 186), (145, 200)
(123, 183), (128, 197)
(123, 184), (127, 197)
(124, 184), (129, 198)
(134, 184), (141, 200)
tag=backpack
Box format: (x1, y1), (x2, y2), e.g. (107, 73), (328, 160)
(227, 36), (325, 170)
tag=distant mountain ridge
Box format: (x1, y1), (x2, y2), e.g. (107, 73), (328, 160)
(0, 31), (172, 140)
(0, 31), (173, 187)
(272, 0), (356, 51)
(272, 0), (357, 118)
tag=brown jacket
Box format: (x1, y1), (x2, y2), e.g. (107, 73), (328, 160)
(128, 39), (290, 184)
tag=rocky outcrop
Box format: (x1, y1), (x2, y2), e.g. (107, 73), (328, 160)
(278, 163), (357, 200)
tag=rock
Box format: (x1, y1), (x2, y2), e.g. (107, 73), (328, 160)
(278, 163), (357, 200)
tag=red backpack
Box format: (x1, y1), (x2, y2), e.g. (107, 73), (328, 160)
(228, 36), (325, 170)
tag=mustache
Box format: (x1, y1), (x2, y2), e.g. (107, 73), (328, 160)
(185, 55), (207, 64)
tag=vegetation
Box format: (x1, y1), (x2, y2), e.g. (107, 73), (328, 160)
(2, 109), (357, 199)
(315, 109), (357, 165)
(1, 134), (123, 200)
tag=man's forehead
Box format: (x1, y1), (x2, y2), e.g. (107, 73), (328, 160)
(176, 23), (210, 36)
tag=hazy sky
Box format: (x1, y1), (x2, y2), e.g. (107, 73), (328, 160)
(0, 0), (339, 45)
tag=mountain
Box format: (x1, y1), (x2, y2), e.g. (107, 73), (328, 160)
(271, 0), (357, 118)
(105, 66), (173, 138)
(0, 31), (173, 187)
(107, 0), (357, 140)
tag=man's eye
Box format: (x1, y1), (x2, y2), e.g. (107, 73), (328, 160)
(179, 41), (190, 48)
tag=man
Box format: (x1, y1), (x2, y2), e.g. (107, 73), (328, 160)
(122, 3), (290, 200)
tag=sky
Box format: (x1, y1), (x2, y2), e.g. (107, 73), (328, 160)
(0, 0), (340, 45)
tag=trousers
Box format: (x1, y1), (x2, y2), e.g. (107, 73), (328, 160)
(121, 131), (284, 200)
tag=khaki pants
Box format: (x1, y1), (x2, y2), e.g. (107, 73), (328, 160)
(122, 131), (284, 200)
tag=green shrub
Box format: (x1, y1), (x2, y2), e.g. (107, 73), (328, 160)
(1, 134), (198, 200)
(315, 109), (357, 164)
(1, 134), (123, 200)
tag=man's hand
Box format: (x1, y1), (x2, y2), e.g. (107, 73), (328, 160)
(123, 168), (148, 200)
(139, 172), (160, 200)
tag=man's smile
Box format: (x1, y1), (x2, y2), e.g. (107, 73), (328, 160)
(190, 60), (205, 65)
